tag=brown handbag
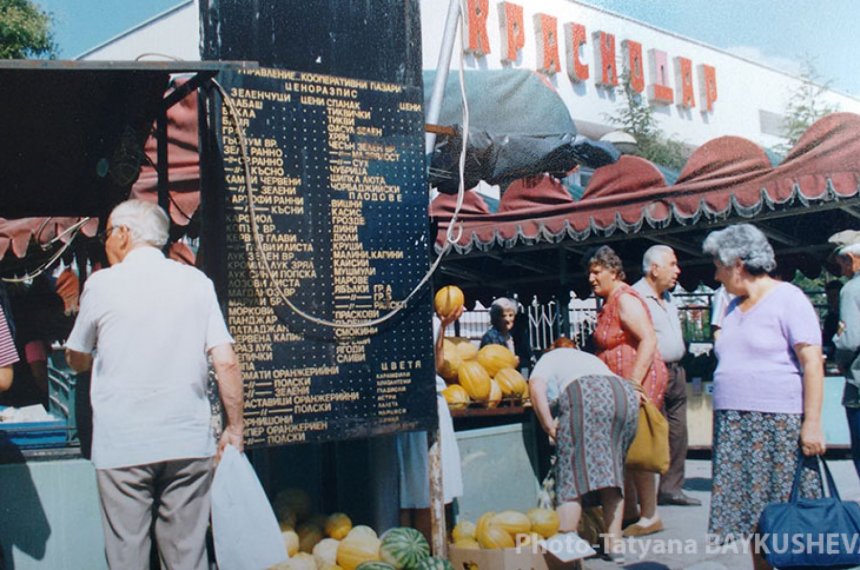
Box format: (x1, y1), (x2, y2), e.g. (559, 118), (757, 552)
(625, 400), (670, 474)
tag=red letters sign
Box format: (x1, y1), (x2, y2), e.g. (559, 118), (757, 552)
(534, 13), (560, 74)
(698, 64), (718, 112)
(674, 56), (695, 108)
(647, 49), (673, 105)
(564, 22), (589, 82)
(454, 2), (719, 113)
(499, 2), (524, 63)
(465, 0), (491, 56)
(622, 40), (644, 93)
(593, 31), (617, 87)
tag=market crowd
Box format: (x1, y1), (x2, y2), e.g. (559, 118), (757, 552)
(4, 198), (859, 570)
(524, 223), (842, 568)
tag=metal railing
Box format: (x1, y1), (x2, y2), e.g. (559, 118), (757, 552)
(455, 288), (833, 363)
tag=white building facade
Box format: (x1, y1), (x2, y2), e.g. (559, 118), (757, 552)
(81, 0), (860, 151)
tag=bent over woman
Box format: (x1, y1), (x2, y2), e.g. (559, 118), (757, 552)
(529, 337), (639, 556)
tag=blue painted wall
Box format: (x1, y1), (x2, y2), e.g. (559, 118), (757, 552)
(0, 458), (106, 570)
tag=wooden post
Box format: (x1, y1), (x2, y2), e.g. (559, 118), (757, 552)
(428, 428), (447, 558)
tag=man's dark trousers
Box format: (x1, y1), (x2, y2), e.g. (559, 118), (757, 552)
(660, 362), (688, 496)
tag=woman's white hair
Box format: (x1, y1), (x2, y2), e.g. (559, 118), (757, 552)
(489, 297), (517, 328)
(109, 199), (170, 248)
(702, 223), (776, 274)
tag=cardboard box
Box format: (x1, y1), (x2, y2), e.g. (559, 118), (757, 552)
(448, 545), (583, 570)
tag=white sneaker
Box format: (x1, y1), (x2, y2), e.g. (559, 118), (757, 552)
(541, 532), (597, 561)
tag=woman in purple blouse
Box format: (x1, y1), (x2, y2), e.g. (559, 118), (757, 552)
(702, 224), (825, 570)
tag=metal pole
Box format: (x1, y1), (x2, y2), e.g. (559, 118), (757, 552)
(156, 106), (169, 215)
(426, 0), (461, 554)
(424, 0), (462, 158)
(428, 428), (447, 558)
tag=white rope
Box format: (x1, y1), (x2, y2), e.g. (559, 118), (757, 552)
(209, 20), (471, 331)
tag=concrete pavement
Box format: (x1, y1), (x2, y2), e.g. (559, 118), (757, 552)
(583, 457), (860, 570)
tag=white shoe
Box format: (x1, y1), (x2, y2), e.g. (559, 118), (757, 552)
(541, 532), (597, 561)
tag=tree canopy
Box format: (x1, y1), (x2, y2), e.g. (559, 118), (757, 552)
(0, 0), (56, 59)
(775, 58), (840, 155)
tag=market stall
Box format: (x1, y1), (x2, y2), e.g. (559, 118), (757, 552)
(431, 112), (860, 303)
(429, 112), (860, 463)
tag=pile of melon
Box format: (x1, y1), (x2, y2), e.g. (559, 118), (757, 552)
(270, 488), (454, 570)
(450, 508), (560, 551)
(440, 343), (529, 410)
(434, 286), (529, 410)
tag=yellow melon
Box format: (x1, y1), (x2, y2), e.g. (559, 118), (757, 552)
(477, 344), (518, 377)
(434, 286), (465, 319)
(515, 531), (544, 548)
(452, 520), (476, 542)
(325, 513), (353, 540)
(494, 368), (528, 397)
(442, 384), (470, 409)
(486, 379), (502, 408)
(275, 552), (317, 570)
(313, 538), (340, 567)
(490, 511), (532, 537)
(452, 537), (481, 549)
(458, 361), (491, 400)
(345, 525), (377, 540)
(282, 529), (300, 557)
(447, 337), (479, 361)
(477, 524), (515, 549)
(475, 511), (496, 539)
(336, 532), (381, 570)
(527, 508), (560, 538)
(438, 339), (463, 382)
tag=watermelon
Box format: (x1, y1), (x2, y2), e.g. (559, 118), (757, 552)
(413, 557), (454, 570)
(356, 563), (396, 570)
(379, 527), (431, 570)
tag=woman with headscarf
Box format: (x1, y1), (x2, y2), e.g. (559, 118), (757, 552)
(587, 245), (668, 538)
(703, 224), (824, 569)
(529, 337), (640, 558)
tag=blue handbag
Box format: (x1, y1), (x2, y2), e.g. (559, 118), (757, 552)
(757, 453), (860, 568)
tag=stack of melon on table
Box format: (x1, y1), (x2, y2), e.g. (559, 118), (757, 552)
(451, 508), (560, 549)
(434, 286), (530, 410)
(270, 488), (453, 570)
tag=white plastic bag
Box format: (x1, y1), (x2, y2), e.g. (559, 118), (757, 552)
(211, 445), (287, 570)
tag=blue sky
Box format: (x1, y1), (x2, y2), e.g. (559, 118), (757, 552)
(34, 0), (860, 98)
(582, 0), (859, 97)
(35, 0), (181, 57)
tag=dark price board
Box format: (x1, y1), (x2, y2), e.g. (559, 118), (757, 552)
(215, 67), (436, 448)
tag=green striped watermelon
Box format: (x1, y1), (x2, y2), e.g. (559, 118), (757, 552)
(413, 556), (454, 570)
(356, 562), (397, 570)
(379, 527), (431, 570)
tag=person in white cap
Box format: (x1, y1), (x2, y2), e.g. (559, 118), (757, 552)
(830, 229), (860, 478)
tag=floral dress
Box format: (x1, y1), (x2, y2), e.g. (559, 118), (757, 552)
(593, 283), (668, 409)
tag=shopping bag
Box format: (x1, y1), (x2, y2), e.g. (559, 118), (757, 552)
(757, 453), (860, 568)
(211, 445), (287, 570)
(536, 454), (556, 509)
(624, 400), (669, 474)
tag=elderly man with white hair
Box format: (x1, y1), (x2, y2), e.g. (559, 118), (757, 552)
(830, 229), (860, 478)
(65, 199), (244, 570)
(632, 245), (700, 507)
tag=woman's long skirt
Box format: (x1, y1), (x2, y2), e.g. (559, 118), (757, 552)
(554, 374), (639, 502)
(708, 410), (822, 543)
